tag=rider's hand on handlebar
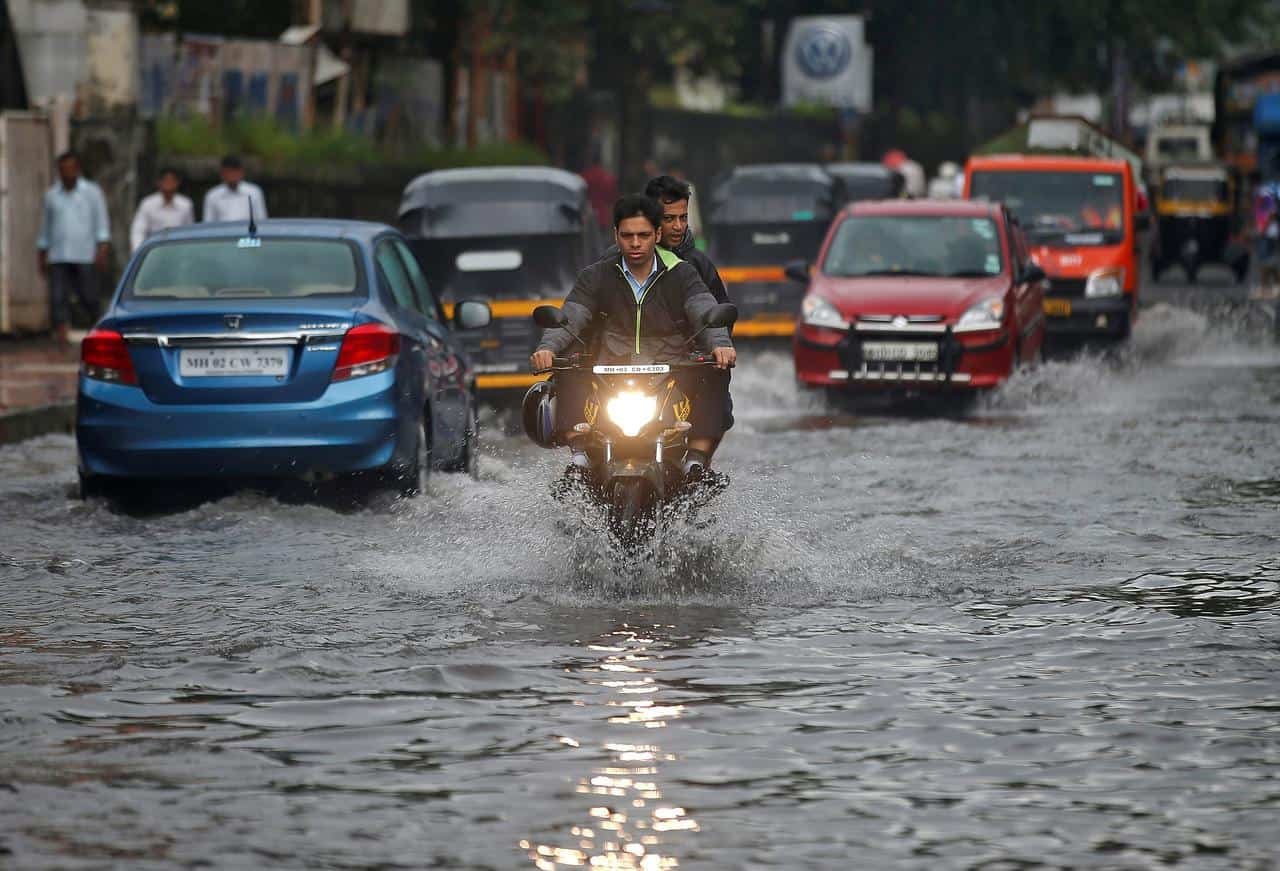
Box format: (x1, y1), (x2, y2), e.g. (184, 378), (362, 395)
(530, 349), (555, 373)
(712, 347), (736, 370)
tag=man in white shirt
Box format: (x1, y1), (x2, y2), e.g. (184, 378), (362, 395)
(130, 167), (194, 251)
(202, 154), (268, 224)
(37, 151), (111, 346)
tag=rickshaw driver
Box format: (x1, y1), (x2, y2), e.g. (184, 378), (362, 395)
(531, 194), (736, 482)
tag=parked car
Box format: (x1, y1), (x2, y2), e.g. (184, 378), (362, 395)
(791, 199), (1046, 396)
(76, 219), (492, 499)
(707, 163), (844, 338)
(397, 166), (602, 395)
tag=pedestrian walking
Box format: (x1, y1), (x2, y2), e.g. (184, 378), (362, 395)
(202, 155), (267, 224)
(37, 151), (110, 346)
(130, 167), (194, 251)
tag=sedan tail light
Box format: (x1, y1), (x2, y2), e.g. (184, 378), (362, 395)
(81, 329), (137, 385)
(332, 323), (400, 382)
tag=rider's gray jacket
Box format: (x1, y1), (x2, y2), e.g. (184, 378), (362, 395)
(536, 247), (731, 365)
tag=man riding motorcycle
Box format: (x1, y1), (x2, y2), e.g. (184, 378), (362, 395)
(530, 194), (736, 480)
(600, 176), (735, 458)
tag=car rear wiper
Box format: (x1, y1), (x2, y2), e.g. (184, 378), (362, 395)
(945, 270), (995, 277)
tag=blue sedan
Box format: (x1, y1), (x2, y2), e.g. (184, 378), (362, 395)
(76, 219), (492, 498)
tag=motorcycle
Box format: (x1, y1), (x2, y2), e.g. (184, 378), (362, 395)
(525, 303), (738, 552)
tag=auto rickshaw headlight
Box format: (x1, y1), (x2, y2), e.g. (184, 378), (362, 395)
(607, 390), (658, 437)
(801, 294), (847, 329)
(1085, 269), (1124, 298)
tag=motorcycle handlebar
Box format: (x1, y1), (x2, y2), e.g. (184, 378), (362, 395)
(533, 355), (734, 374)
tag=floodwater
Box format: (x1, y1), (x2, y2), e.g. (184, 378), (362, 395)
(1, 304), (1277, 869)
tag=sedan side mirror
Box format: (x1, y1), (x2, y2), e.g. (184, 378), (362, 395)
(453, 299), (492, 330)
(532, 305), (567, 328)
(784, 259), (810, 284)
(1020, 263), (1046, 284)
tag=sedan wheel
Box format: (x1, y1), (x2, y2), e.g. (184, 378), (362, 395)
(394, 416), (431, 497)
(441, 403), (480, 480)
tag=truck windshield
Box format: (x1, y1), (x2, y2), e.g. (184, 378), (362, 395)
(822, 216), (1003, 278)
(969, 170), (1125, 245)
(127, 238), (362, 300)
(1157, 137), (1202, 160)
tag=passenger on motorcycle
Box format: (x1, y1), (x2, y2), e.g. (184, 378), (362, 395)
(530, 194), (736, 479)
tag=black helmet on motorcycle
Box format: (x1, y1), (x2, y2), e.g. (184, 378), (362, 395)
(522, 380), (559, 448)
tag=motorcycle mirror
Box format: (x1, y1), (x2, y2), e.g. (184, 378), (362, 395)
(784, 259), (811, 283)
(703, 303), (738, 329)
(533, 305), (568, 328)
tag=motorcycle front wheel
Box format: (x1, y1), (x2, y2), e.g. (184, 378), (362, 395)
(609, 478), (656, 552)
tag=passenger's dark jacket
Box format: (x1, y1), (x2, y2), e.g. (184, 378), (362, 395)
(536, 248), (731, 364)
(602, 229), (729, 304)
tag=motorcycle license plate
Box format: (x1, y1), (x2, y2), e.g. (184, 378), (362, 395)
(592, 364), (670, 374)
(1043, 299), (1072, 317)
(861, 342), (938, 363)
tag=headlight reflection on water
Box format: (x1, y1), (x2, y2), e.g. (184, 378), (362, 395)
(521, 627), (699, 869)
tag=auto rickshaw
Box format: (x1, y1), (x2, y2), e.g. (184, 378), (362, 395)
(398, 167), (602, 394)
(707, 164), (844, 338)
(1151, 162), (1248, 283)
(824, 162), (905, 204)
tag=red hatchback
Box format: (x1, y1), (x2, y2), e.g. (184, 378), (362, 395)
(791, 199), (1046, 394)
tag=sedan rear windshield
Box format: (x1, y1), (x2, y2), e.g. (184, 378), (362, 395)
(126, 238), (363, 301)
(822, 216), (1004, 278)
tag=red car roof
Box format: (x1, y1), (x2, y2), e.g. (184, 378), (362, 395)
(844, 198), (1001, 218)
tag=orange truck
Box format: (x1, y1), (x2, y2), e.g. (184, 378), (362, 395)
(964, 154), (1142, 341)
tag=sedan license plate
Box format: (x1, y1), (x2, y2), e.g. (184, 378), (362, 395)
(861, 342), (938, 363)
(179, 347), (290, 377)
(1043, 298), (1072, 317)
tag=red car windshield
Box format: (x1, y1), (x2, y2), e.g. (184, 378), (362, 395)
(822, 216), (1004, 278)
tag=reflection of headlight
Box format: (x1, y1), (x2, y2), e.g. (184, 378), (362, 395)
(1085, 269), (1124, 298)
(801, 294), (847, 329)
(955, 297), (1005, 332)
(607, 391), (657, 437)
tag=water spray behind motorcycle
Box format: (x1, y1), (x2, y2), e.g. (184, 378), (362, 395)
(526, 303), (737, 553)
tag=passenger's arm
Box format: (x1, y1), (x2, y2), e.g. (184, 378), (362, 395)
(680, 267), (731, 351)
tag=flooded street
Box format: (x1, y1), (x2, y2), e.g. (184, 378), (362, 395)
(2, 302), (1278, 869)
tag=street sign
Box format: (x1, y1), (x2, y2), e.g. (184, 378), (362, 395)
(782, 16), (872, 113)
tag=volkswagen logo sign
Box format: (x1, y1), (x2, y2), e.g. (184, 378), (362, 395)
(892, 316), (909, 329)
(795, 25), (851, 80)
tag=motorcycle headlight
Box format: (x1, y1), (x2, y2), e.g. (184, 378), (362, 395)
(801, 294), (847, 329)
(1085, 268), (1124, 298)
(955, 297), (1005, 332)
(606, 390), (657, 437)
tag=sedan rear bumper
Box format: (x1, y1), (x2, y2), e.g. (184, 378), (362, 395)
(76, 372), (402, 479)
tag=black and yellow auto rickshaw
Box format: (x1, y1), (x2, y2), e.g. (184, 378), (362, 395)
(707, 164), (844, 338)
(398, 167), (602, 394)
(1151, 162), (1249, 283)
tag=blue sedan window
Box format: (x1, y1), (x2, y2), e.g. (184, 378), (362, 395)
(128, 239), (361, 299)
